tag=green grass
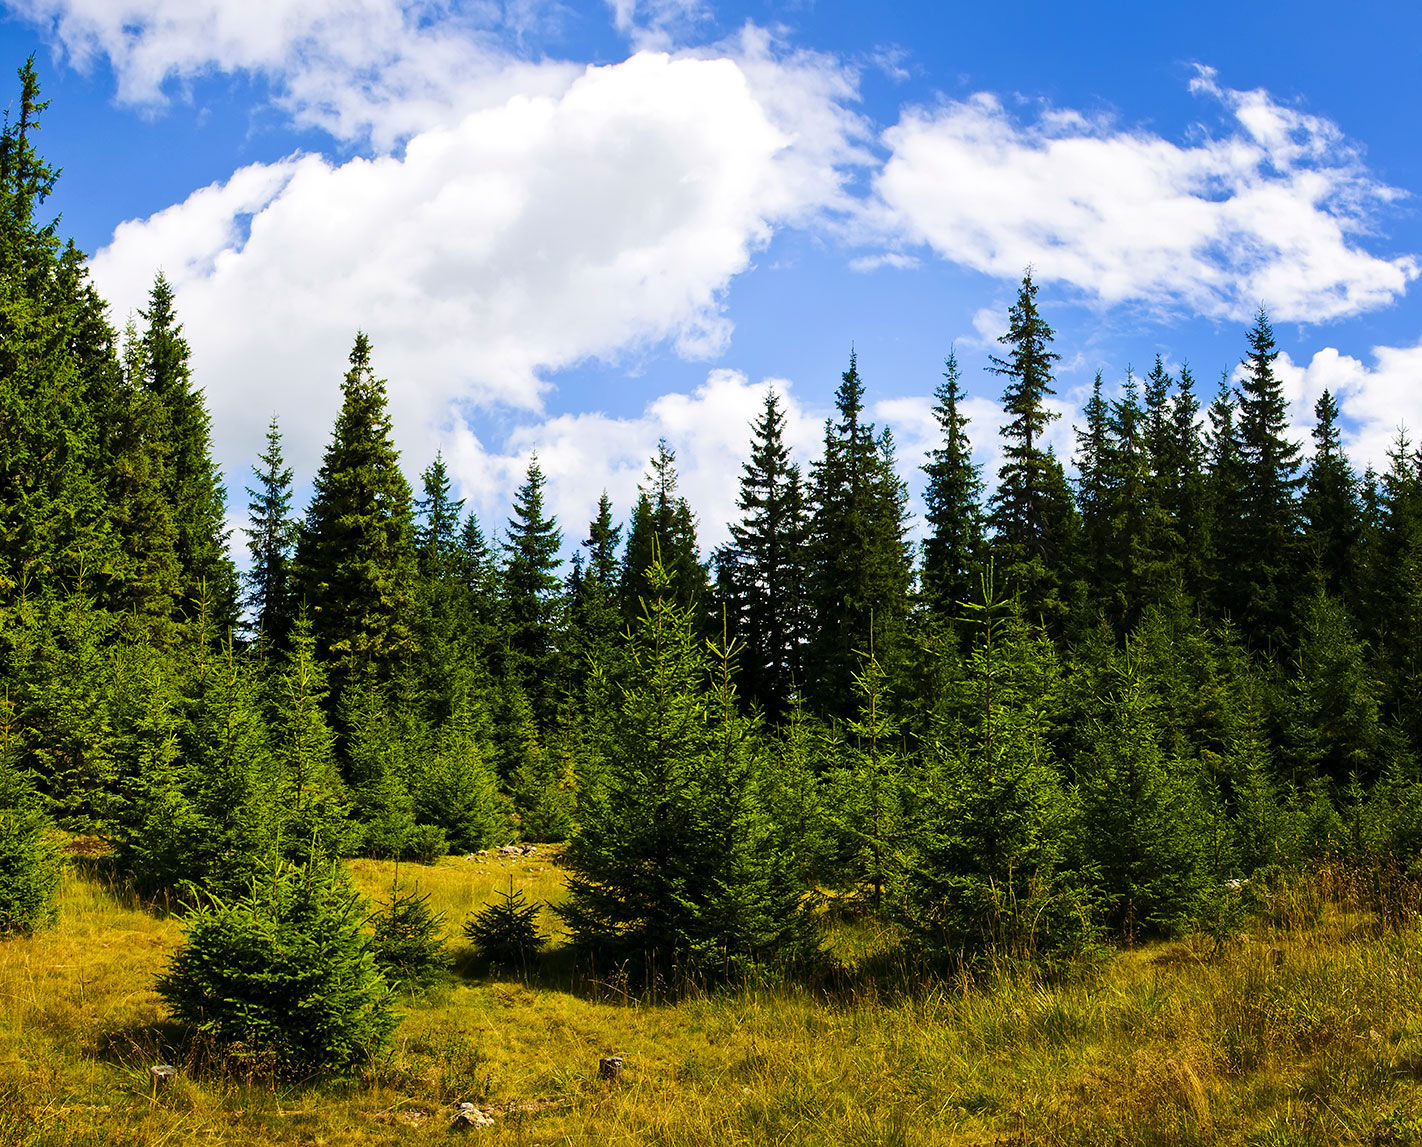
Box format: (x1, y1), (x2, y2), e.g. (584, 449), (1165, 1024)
(2, 851), (1422, 1144)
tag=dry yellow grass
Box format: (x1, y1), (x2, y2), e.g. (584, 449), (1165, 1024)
(1, 852), (1421, 1145)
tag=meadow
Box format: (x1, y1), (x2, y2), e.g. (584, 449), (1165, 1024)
(1, 847), (1421, 1146)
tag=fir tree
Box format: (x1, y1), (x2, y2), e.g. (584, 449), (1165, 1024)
(805, 353), (913, 719)
(561, 558), (799, 975)
(720, 390), (810, 719)
(620, 441), (708, 624)
(1301, 389), (1361, 602)
(293, 334), (418, 703)
(567, 492), (624, 663)
(244, 416), (297, 649)
(139, 273), (238, 631)
(1205, 374), (1249, 622)
(986, 271), (1075, 625)
(500, 455), (564, 727)
(1235, 309), (1304, 644)
(921, 349), (984, 623)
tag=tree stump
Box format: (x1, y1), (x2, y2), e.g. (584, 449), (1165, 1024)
(599, 1056), (623, 1082)
(150, 1065), (177, 1089)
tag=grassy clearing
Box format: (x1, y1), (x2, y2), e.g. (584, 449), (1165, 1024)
(2, 852), (1422, 1144)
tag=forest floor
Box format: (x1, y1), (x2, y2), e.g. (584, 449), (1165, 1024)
(2, 847), (1422, 1145)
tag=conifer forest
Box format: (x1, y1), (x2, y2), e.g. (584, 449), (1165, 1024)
(5, 56), (1422, 1110)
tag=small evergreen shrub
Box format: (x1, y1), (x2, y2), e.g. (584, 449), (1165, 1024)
(401, 823), (449, 866)
(0, 805), (60, 935)
(464, 879), (545, 966)
(156, 858), (395, 1076)
(369, 885), (449, 989)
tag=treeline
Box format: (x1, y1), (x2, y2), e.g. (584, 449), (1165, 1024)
(1, 61), (1419, 970)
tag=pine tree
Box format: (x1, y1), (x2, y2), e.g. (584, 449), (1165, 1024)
(620, 441), (708, 624)
(139, 273), (238, 631)
(1072, 648), (1217, 939)
(567, 492), (624, 664)
(1235, 309), (1304, 644)
(921, 349), (984, 623)
(0, 60), (121, 603)
(1205, 375), (1249, 623)
(244, 416), (297, 649)
(500, 455), (564, 726)
(560, 558), (799, 975)
(720, 390), (810, 719)
(268, 613), (351, 861)
(986, 271), (1075, 625)
(293, 334), (418, 703)
(903, 572), (1080, 963)
(805, 353), (913, 719)
(1301, 389), (1361, 603)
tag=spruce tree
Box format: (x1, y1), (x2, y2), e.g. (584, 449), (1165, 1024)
(415, 453), (464, 573)
(985, 271), (1075, 625)
(921, 349), (984, 623)
(499, 455), (564, 726)
(139, 273), (238, 632)
(268, 613), (351, 861)
(1072, 649), (1217, 939)
(720, 390), (809, 719)
(1301, 389), (1361, 603)
(620, 441), (708, 624)
(805, 353), (913, 719)
(293, 334), (418, 703)
(561, 558), (798, 975)
(0, 689), (59, 934)
(1235, 309), (1304, 644)
(244, 416), (297, 649)
(1205, 375), (1249, 623)
(0, 60), (120, 603)
(903, 572), (1079, 963)
(106, 322), (182, 643)
(567, 492), (624, 664)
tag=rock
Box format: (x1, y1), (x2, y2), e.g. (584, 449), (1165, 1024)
(150, 1064), (177, 1089)
(599, 1055), (624, 1082)
(450, 1102), (494, 1130)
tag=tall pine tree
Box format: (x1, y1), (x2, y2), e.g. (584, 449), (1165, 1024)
(921, 349), (984, 624)
(293, 334), (417, 704)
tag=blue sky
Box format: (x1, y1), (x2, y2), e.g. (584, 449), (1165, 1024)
(2, 0), (1420, 555)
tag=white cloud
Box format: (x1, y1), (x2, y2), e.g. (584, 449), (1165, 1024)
(870, 71), (1418, 323)
(848, 252), (919, 273)
(10, 0), (578, 147)
(605, 0), (709, 50)
(447, 369), (826, 553)
(88, 48), (857, 487)
(1269, 343), (1422, 473)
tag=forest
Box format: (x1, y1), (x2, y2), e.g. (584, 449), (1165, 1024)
(3, 53), (1422, 1085)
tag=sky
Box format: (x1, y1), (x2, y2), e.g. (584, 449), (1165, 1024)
(2, 0), (1420, 560)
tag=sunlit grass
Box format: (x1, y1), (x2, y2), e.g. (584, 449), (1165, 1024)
(1, 852), (1421, 1143)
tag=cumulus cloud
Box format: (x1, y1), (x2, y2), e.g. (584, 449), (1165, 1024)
(9, 0), (579, 147)
(446, 368), (828, 553)
(870, 69), (1418, 323)
(1268, 343), (1422, 472)
(88, 48), (859, 485)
